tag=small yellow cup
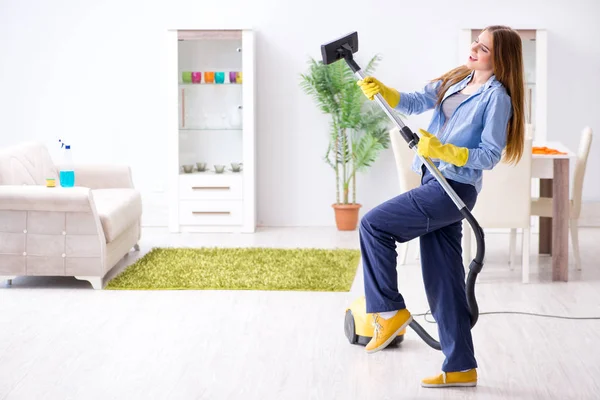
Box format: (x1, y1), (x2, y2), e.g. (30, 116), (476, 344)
(46, 178), (56, 187)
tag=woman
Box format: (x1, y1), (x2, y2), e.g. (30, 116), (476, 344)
(356, 25), (525, 388)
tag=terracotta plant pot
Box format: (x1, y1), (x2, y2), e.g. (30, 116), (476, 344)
(332, 203), (362, 231)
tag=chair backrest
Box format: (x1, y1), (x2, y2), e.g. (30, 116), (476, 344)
(0, 142), (58, 185)
(471, 137), (533, 229)
(571, 126), (593, 219)
(389, 127), (421, 193)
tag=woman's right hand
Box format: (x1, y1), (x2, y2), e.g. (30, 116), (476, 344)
(357, 76), (400, 108)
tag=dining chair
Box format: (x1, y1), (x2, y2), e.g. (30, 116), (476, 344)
(464, 137), (533, 282)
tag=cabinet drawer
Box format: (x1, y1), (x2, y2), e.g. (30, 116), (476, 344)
(179, 200), (243, 226)
(179, 174), (243, 200)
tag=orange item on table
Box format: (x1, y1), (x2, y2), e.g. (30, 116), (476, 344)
(532, 146), (567, 155)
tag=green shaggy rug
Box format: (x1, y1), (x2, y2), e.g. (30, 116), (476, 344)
(105, 247), (361, 291)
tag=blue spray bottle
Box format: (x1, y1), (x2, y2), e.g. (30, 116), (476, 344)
(58, 139), (75, 187)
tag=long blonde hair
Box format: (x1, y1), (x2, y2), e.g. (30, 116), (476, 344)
(432, 25), (525, 164)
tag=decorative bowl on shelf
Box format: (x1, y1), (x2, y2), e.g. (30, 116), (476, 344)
(214, 165), (225, 174)
(181, 164), (194, 173)
(215, 72), (225, 84)
(204, 72), (215, 83)
(192, 72), (202, 83)
(182, 72), (192, 83)
(231, 162), (242, 172)
(196, 162), (207, 171)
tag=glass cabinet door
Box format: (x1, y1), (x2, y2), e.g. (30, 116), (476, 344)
(177, 30), (244, 172)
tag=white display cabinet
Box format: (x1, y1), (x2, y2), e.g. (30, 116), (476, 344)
(167, 29), (256, 233)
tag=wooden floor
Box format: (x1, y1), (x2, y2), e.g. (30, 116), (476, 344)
(1, 226), (600, 399)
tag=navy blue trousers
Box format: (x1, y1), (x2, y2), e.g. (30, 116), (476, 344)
(359, 167), (478, 372)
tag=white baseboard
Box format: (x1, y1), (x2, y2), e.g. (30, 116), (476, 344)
(139, 192), (600, 229)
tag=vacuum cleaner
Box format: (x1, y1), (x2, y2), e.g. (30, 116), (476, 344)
(320, 32), (486, 351)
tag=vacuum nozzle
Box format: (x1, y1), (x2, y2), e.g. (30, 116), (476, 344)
(320, 31), (360, 72)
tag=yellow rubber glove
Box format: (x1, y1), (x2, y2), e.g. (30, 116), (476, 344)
(356, 76), (400, 108)
(417, 129), (469, 167)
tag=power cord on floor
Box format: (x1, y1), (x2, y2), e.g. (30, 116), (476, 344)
(412, 310), (600, 324)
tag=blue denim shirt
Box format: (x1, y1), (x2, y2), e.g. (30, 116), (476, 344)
(396, 71), (512, 193)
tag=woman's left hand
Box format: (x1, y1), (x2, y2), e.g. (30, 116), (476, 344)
(417, 129), (469, 167)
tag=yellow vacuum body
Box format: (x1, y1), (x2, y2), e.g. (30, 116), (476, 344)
(344, 296), (406, 346)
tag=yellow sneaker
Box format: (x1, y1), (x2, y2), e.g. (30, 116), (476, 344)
(421, 369), (477, 388)
(365, 309), (412, 353)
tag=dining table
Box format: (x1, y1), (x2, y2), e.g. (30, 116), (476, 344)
(531, 140), (577, 281)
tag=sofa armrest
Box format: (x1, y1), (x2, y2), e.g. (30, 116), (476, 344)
(0, 186), (96, 212)
(56, 164), (134, 189)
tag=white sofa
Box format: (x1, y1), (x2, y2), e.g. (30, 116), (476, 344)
(0, 142), (142, 289)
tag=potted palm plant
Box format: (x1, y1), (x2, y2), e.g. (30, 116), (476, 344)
(300, 54), (392, 230)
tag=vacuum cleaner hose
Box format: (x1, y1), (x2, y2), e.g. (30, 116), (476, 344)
(464, 207), (485, 328)
(408, 321), (442, 350)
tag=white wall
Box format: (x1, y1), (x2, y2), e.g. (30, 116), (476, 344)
(1, 0), (599, 227)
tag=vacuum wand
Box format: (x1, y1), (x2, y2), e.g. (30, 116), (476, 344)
(321, 32), (485, 351)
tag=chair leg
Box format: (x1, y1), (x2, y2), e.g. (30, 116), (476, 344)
(399, 241), (409, 266)
(509, 228), (517, 269)
(414, 240), (420, 261)
(462, 221), (472, 268)
(522, 227), (530, 283)
(570, 219), (582, 270)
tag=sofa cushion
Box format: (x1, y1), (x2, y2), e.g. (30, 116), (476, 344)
(0, 142), (58, 185)
(92, 189), (142, 243)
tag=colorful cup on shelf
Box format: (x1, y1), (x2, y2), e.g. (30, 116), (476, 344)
(229, 71), (237, 83)
(204, 72), (215, 83)
(191, 72), (202, 83)
(182, 71), (192, 83)
(215, 72), (225, 84)
(236, 72), (243, 84)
